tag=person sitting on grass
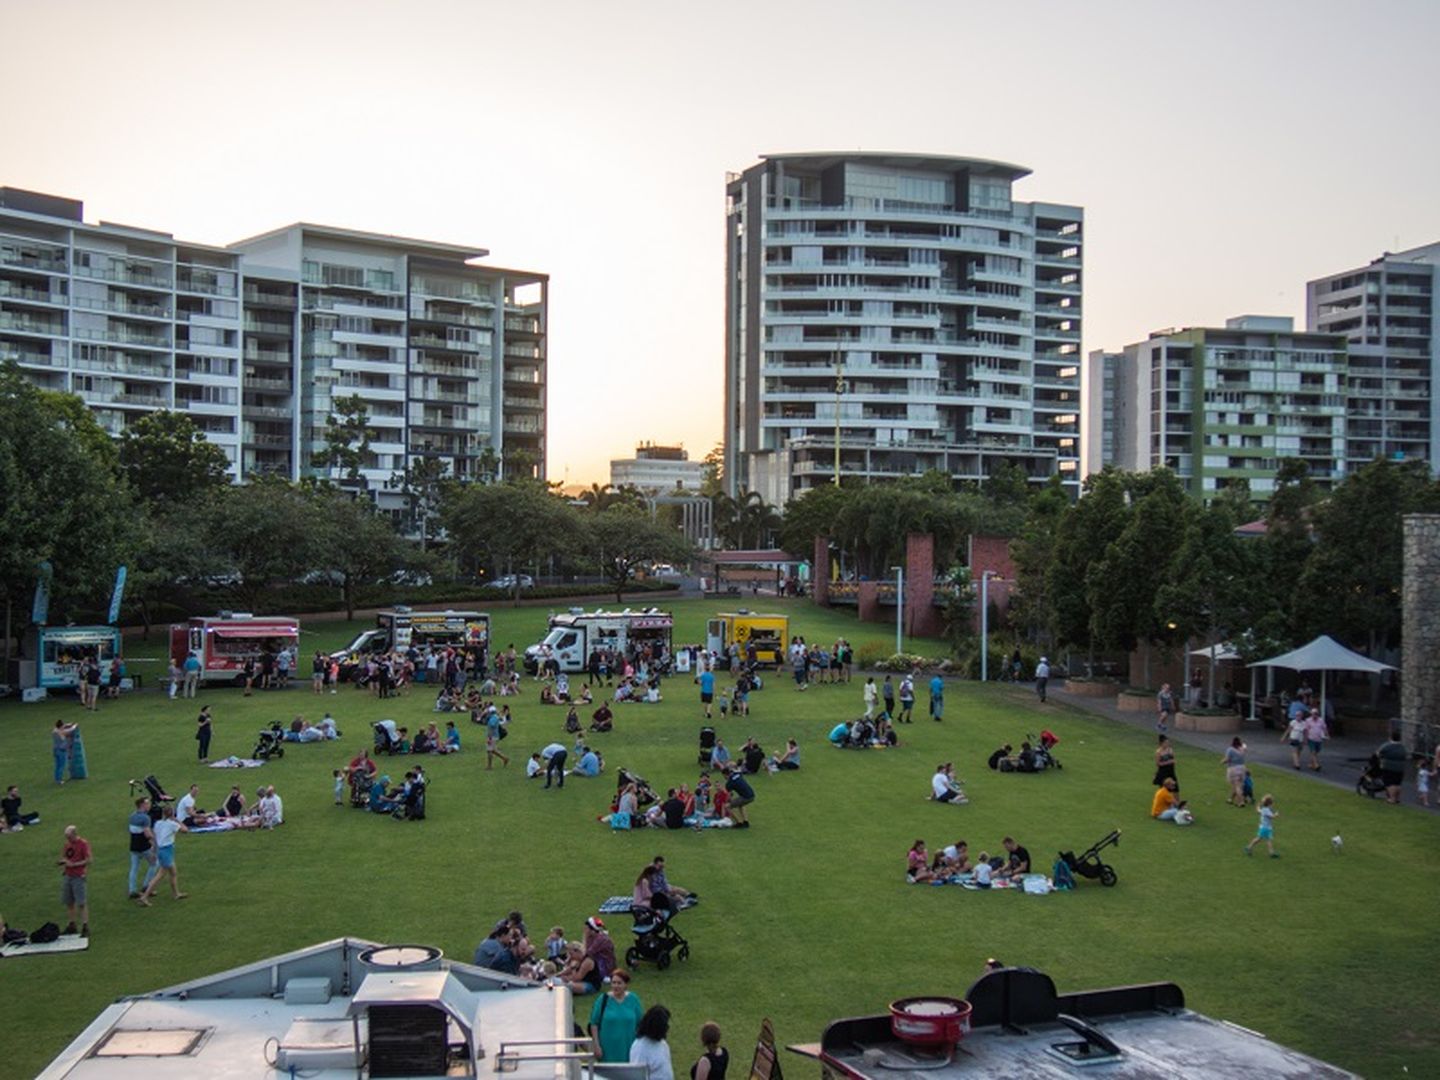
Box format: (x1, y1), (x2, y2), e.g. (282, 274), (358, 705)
(368, 775), (397, 814)
(590, 703), (614, 733)
(1151, 777), (1187, 822)
(444, 721), (461, 752)
(930, 763), (968, 805)
(574, 746), (604, 778)
(769, 739), (801, 771)
(933, 838), (971, 875)
(1015, 741), (1039, 773)
(540, 684), (559, 706)
(907, 840), (935, 883)
(1, 784), (40, 830)
(988, 744), (1015, 771)
(972, 853), (993, 888)
(995, 837), (1031, 880)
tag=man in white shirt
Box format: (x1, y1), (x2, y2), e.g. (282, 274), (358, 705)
(930, 763), (967, 805)
(540, 743), (568, 789)
(257, 785), (284, 828)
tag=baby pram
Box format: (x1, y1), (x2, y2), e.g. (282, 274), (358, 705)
(1058, 828), (1121, 887)
(393, 780), (426, 821)
(1356, 753), (1388, 798)
(623, 903), (690, 971)
(1027, 730), (1063, 770)
(253, 723), (286, 760)
(132, 775), (175, 822)
(698, 726), (716, 765)
(373, 719), (400, 755)
(616, 768), (658, 807)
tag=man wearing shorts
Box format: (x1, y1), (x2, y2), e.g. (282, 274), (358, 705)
(699, 669), (715, 718)
(58, 824), (91, 937)
(724, 765), (754, 827)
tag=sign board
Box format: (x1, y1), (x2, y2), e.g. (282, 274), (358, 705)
(629, 616), (673, 630)
(37, 626), (122, 689)
(750, 1018), (782, 1080)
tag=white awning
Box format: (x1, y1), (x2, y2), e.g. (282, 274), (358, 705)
(1249, 634), (1395, 674)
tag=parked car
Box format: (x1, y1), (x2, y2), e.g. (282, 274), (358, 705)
(485, 574), (535, 591)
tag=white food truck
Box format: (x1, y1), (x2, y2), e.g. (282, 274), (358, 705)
(523, 608), (673, 675)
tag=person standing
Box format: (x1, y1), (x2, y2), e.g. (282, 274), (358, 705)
(136, 805), (189, 905)
(58, 824), (91, 937)
(52, 720), (76, 785)
(196, 705), (214, 763)
(1303, 708), (1329, 772)
(1376, 730), (1409, 805)
(127, 797), (159, 899)
(83, 657), (102, 711)
(1156, 683), (1176, 733)
(862, 677), (879, 720)
(541, 742), (568, 789)
(183, 651), (202, 699)
(1222, 737), (1248, 807)
(928, 673), (945, 721)
(1153, 734), (1178, 790)
(1034, 657), (1050, 704)
(882, 675), (895, 720)
(1244, 794), (1279, 857)
(629, 1005), (675, 1080)
(1281, 709), (1307, 769)
(690, 1023), (729, 1080)
(698, 667), (715, 718)
(898, 674), (915, 723)
(588, 968), (644, 1062)
(485, 708), (511, 770)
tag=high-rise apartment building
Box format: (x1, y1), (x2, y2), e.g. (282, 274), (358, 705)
(1307, 243), (1437, 474)
(1104, 316), (1348, 498)
(0, 187), (547, 510)
(1084, 349), (1122, 475)
(724, 153), (1083, 505)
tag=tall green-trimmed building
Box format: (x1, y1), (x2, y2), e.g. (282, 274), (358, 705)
(1106, 315), (1347, 499)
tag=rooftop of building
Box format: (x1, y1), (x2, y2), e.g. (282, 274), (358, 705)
(750, 151), (1032, 181)
(228, 222), (492, 263)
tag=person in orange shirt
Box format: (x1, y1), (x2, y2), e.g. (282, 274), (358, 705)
(1151, 777), (1186, 821)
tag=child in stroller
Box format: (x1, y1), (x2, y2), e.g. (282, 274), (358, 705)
(1356, 753), (1389, 798)
(622, 892), (691, 971)
(698, 726), (716, 766)
(616, 768), (658, 807)
(253, 724), (286, 760)
(131, 775), (176, 823)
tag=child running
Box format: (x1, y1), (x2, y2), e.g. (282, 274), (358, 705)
(1245, 794), (1279, 858)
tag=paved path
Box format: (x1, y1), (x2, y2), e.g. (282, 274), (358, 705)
(1011, 682), (1440, 814)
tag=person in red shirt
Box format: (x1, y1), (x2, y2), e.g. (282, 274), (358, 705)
(58, 824), (91, 937)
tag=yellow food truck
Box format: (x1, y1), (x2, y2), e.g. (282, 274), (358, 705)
(706, 611), (789, 667)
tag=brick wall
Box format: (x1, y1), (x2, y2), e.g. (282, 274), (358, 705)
(812, 537), (830, 607)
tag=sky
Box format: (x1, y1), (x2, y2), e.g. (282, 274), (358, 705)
(3, 0), (1438, 487)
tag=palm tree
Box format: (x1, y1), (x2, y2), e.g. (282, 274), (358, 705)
(580, 482), (617, 513)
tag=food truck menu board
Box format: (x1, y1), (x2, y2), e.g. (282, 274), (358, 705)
(396, 613), (489, 649)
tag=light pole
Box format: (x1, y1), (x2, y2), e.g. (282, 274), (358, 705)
(892, 565), (904, 656)
(979, 570), (997, 681)
(833, 350), (844, 486)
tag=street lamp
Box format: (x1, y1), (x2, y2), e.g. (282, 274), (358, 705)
(979, 570), (997, 681)
(833, 350), (846, 486)
(892, 565), (904, 657)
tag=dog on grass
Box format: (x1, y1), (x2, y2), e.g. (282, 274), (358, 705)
(1331, 832), (1344, 854)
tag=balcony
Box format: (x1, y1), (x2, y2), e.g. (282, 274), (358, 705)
(0, 282), (64, 305)
(243, 430), (292, 448)
(244, 317), (294, 336)
(90, 388), (173, 408)
(410, 334), (479, 353)
(243, 288), (298, 309)
(73, 265), (172, 289)
(0, 344), (60, 366)
(0, 312), (63, 335)
(73, 295), (171, 319)
(73, 326), (171, 349)
(243, 404), (293, 420)
(414, 388), (480, 405)
(244, 346), (292, 365)
(414, 356), (481, 378)
(243, 374), (293, 393)
(0, 248), (67, 272)
(73, 355), (172, 379)
(503, 394), (543, 410)
(412, 306), (486, 328)
(176, 275), (237, 297)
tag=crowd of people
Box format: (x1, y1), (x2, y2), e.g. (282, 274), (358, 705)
(906, 835), (1032, 888)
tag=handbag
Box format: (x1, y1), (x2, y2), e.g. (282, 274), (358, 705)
(610, 811), (631, 831)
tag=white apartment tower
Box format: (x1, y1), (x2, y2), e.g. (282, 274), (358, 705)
(1307, 243), (1438, 474)
(724, 153), (1083, 504)
(0, 188), (547, 510)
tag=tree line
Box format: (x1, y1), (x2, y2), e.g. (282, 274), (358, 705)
(0, 364), (692, 662)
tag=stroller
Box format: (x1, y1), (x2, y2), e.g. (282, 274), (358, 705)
(616, 768), (658, 807)
(373, 719), (400, 755)
(348, 770), (374, 808)
(623, 903), (691, 971)
(1058, 829), (1121, 887)
(1027, 730), (1063, 770)
(698, 726), (716, 766)
(132, 775), (175, 822)
(253, 723), (286, 760)
(393, 780), (426, 821)
(1356, 753), (1388, 798)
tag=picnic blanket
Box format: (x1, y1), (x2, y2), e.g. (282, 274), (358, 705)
(189, 821), (243, 833)
(1, 934), (89, 958)
(599, 813), (732, 830)
(208, 757), (265, 769)
(598, 895), (699, 915)
(910, 872), (1056, 894)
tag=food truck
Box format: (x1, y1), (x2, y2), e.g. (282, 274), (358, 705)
(706, 611), (789, 667)
(524, 608), (673, 674)
(34, 625), (123, 689)
(170, 613), (301, 685)
(330, 608), (490, 672)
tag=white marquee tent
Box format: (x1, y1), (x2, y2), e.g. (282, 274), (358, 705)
(1249, 634), (1395, 721)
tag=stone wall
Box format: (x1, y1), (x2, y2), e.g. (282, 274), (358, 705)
(1402, 514), (1440, 743)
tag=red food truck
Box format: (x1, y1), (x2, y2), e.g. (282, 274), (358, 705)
(170, 613), (301, 685)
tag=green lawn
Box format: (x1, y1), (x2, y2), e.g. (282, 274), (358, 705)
(0, 597), (1435, 1078)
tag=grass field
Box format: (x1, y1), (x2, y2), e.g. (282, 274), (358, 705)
(0, 597), (1435, 1078)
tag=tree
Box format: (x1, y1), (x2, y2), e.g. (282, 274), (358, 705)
(1046, 468), (1130, 659)
(831, 475), (977, 579)
(391, 457), (450, 550)
(585, 506), (693, 602)
(711, 489), (781, 550)
(310, 486), (413, 619)
(118, 410), (231, 505)
(440, 478), (581, 604)
(779, 483), (850, 557)
(700, 443), (724, 497)
(193, 479), (323, 612)
(0, 366), (136, 667)
(1294, 459), (1440, 659)
(312, 394), (372, 486)
(1255, 459), (1321, 646)
(1008, 476), (1070, 648)
(125, 506), (210, 636)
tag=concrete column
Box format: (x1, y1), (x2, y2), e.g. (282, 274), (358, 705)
(812, 536), (831, 606)
(1402, 514), (1440, 745)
